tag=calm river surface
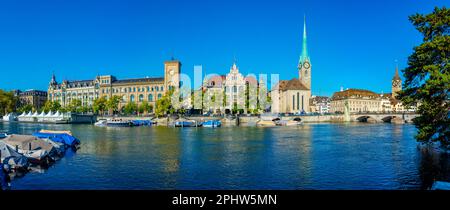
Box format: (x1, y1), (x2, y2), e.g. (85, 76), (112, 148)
(1, 122), (449, 190)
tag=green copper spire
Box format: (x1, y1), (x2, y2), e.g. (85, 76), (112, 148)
(299, 15), (310, 64)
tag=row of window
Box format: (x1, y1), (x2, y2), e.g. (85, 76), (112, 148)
(102, 86), (164, 94)
(127, 94), (162, 102)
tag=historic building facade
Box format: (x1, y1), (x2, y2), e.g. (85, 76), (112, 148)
(14, 89), (48, 110)
(309, 96), (330, 113)
(330, 65), (413, 113)
(48, 60), (181, 112)
(330, 89), (381, 113)
(271, 18), (311, 114)
(202, 62), (267, 114)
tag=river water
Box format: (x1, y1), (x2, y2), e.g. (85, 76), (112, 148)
(1, 122), (449, 190)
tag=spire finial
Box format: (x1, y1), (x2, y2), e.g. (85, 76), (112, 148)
(393, 59), (400, 80)
(299, 15), (309, 64)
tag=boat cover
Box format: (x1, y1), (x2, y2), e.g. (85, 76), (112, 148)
(0, 141), (29, 169)
(32, 132), (80, 147)
(2, 135), (57, 158)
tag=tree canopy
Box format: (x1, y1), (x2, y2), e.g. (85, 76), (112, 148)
(399, 6), (450, 146)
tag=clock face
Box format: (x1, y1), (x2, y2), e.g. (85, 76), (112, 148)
(303, 62), (310, 69)
(169, 69), (174, 75)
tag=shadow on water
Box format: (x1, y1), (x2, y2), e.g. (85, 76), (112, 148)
(418, 147), (450, 190)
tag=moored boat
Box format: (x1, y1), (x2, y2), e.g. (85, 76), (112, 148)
(39, 129), (72, 136)
(106, 119), (133, 127)
(256, 120), (277, 127)
(0, 141), (29, 171)
(174, 120), (197, 127)
(131, 120), (152, 126)
(202, 120), (221, 128)
(32, 132), (80, 148)
(1, 134), (58, 166)
(94, 119), (107, 127)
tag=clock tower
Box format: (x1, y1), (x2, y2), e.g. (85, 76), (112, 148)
(164, 59), (181, 93)
(392, 65), (402, 99)
(299, 16), (311, 90)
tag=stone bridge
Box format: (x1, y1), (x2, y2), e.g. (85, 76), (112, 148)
(280, 113), (419, 123)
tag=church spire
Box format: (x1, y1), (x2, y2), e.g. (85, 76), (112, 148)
(393, 61), (400, 80)
(299, 15), (309, 64)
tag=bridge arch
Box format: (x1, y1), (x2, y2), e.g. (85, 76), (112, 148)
(356, 116), (371, 122)
(381, 116), (395, 123)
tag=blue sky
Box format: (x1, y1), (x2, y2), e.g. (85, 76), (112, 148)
(0, 0), (448, 96)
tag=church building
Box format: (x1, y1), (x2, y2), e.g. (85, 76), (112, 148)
(271, 17), (312, 114)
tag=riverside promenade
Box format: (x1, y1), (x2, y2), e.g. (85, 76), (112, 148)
(100, 113), (419, 126)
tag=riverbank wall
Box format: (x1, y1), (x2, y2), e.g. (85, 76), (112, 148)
(99, 113), (417, 126)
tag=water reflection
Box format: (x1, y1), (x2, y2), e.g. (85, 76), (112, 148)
(1, 122), (449, 190)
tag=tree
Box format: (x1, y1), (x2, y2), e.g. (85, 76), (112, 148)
(18, 104), (33, 113)
(93, 96), (107, 115)
(123, 101), (137, 115)
(42, 101), (53, 113)
(155, 90), (174, 117)
(0, 90), (17, 115)
(106, 95), (121, 115)
(398, 6), (450, 146)
(139, 101), (152, 115)
(68, 99), (82, 113)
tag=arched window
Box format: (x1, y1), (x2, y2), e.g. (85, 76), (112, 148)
(122, 95), (127, 102)
(211, 81), (215, 86)
(130, 95), (135, 102)
(139, 94), (144, 102)
(161, 86), (164, 91)
(233, 86), (237, 93)
(157, 93), (162, 99)
(156, 86), (159, 91)
(148, 94), (153, 102)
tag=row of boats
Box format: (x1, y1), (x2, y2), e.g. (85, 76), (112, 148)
(93, 118), (303, 128)
(0, 130), (80, 173)
(94, 119), (223, 128)
(173, 120), (222, 128)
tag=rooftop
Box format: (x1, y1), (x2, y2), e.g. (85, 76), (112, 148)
(331, 88), (380, 100)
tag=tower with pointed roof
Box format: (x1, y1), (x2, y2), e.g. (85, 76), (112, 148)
(392, 65), (402, 99)
(49, 73), (57, 87)
(299, 16), (311, 90)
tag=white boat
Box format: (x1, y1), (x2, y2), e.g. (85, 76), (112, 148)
(94, 119), (107, 127)
(95, 119), (132, 127)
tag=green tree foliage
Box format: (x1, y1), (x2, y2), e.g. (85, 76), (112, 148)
(17, 104), (33, 113)
(0, 90), (17, 115)
(398, 7), (450, 145)
(43, 100), (61, 113)
(139, 101), (153, 115)
(155, 89), (174, 117)
(68, 99), (82, 113)
(106, 95), (121, 115)
(123, 101), (137, 115)
(92, 96), (107, 115)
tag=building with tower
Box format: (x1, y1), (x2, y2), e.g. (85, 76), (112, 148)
(202, 62), (266, 114)
(271, 17), (312, 114)
(47, 59), (181, 113)
(330, 65), (415, 113)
